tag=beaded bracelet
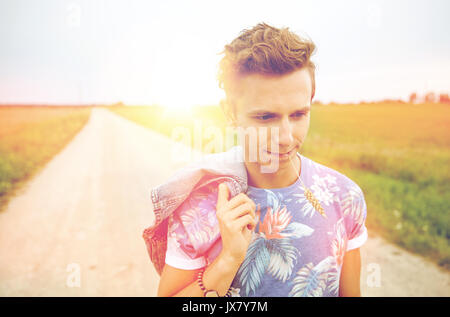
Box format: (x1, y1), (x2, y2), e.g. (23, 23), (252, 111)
(197, 267), (232, 297)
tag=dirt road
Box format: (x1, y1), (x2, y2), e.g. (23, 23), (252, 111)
(0, 108), (448, 296)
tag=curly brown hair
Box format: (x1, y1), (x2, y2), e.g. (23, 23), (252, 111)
(217, 22), (317, 102)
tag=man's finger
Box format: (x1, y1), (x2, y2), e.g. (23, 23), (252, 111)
(216, 183), (230, 209)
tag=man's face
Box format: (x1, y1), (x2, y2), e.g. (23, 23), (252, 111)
(225, 67), (312, 172)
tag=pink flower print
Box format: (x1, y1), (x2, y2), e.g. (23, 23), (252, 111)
(329, 218), (347, 267)
(259, 206), (292, 240)
(180, 208), (218, 245)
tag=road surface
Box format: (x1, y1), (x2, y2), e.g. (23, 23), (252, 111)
(0, 108), (448, 296)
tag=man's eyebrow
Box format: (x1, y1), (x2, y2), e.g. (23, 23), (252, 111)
(247, 106), (310, 115)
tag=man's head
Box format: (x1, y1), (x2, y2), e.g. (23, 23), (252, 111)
(217, 22), (316, 171)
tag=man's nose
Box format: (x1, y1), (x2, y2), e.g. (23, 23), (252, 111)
(276, 116), (294, 146)
(280, 117), (294, 147)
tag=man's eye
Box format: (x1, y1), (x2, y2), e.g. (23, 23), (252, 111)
(255, 114), (275, 121)
(292, 112), (305, 118)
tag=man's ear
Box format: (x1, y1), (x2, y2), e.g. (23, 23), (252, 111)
(220, 99), (237, 127)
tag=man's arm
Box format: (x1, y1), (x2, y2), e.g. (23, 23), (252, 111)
(339, 248), (362, 297)
(157, 253), (241, 297)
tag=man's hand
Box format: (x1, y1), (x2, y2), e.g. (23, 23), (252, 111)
(215, 183), (257, 264)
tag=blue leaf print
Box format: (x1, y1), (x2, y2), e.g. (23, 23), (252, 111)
(326, 268), (340, 296)
(236, 237), (270, 296)
(317, 256), (340, 296)
(266, 238), (298, 282)
(264, 189), (282, 211)
(289, 256), (335, 297)
(283, 222), (314, 239)
(289, 262), (328, 297)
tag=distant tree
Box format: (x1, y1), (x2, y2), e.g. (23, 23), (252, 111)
(379, 98), (404, 104)
(424, 92), (436, 103)
(409, 92), (417, 104)
(439, 93), (450, 104)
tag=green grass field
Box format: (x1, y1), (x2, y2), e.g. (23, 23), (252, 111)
(0, 106), (92, 212)
(1, 103), (447, 269)
(305, 103), (450, 268)
(109, 103), (450, 269)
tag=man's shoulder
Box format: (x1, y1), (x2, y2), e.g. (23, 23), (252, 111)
(302, 154), (363, 195)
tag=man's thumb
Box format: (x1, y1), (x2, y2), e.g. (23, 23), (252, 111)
(217, 183), (230, 207)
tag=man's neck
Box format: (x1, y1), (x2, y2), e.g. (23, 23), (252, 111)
(244, 154), (301, 189)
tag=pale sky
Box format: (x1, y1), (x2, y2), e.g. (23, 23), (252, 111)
(0, 0), (449, 107)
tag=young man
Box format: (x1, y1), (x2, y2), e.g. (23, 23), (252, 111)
(157, 22), (367, 297)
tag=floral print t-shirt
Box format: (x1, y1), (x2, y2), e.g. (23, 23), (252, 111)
(165, 153), (368, 297)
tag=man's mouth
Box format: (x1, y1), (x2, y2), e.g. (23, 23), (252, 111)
(264, 147), (297, 159)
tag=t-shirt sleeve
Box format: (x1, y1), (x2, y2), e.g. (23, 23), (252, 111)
(164, 184), (220, 270)
(165, 210), (206, 270)
(165, 215), (207, 270)
(344, 183), (368, 251)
